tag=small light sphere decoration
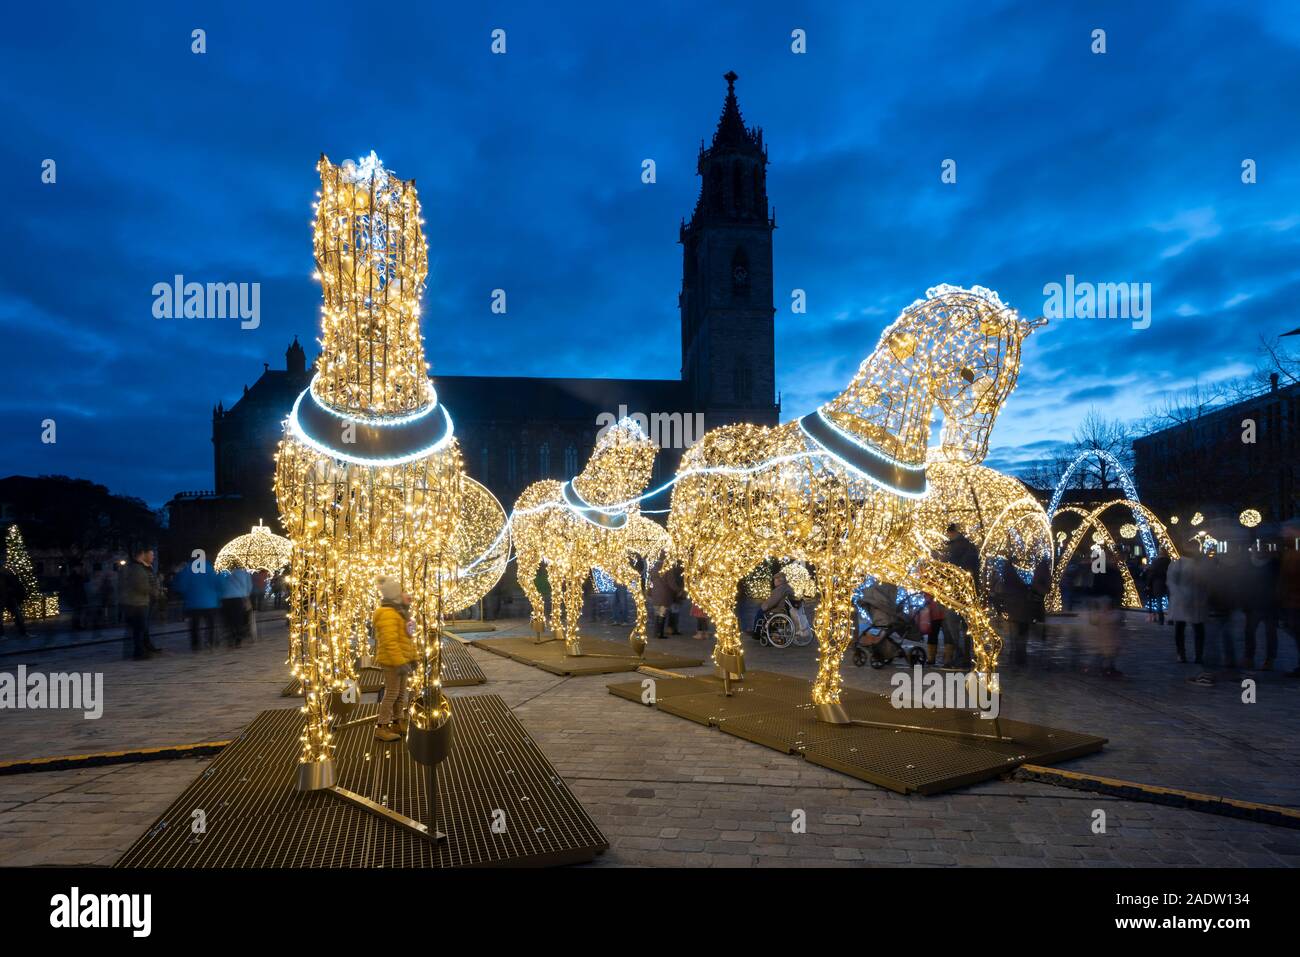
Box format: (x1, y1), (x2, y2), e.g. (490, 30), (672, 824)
(275, 153), (466, 779)
(1191, 512), (1204, 526)
(1119, 523), (1138, 540)
(1170, 515), (1180, 525)
(214, 520), (292, 572)
(1240, 509), (1262, 528)
(779, 561), (818, 601)
(668, 285), (1044, 715)
(512, 418), (665, 654)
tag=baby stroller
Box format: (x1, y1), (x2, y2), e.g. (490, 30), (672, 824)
(852, 581), (928, 668)
(756, 596), (813, 649)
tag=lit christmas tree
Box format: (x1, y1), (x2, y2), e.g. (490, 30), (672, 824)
(2, 524), (58, 621)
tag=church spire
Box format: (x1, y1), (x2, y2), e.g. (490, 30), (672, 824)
(686, 71), (770, 227)
(712, 71), (759, 149)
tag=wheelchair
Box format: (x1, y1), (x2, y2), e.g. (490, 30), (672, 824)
(756, 598), (813, 650)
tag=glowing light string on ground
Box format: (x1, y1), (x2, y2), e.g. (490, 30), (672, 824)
(274, 152), (466, 790)
(214, 520), (293, 573)
(512, 419), (666, 656)
(1047, 449), (1156, 556)
(667, 285), (1045, 719)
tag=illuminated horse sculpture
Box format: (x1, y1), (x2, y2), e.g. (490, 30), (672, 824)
(513, 419), (665, 655)
(668, 285), (1044, 720)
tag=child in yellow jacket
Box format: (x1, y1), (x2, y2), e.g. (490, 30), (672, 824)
(373, 577), (417, 741)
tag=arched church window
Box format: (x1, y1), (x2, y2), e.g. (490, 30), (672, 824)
(732, 161), (744, 212)
(507, 446), (517, 486)
(564, 444), (578, 477)
(538, 442), (550, 478)
(731, 246), (750, 299)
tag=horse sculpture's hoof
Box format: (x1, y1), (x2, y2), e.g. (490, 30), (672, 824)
(815, 701), (852, 725)
(296, 758), (336, 792)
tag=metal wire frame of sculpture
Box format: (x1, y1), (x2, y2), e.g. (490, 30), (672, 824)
(275, 153), (465, 803)
(916, 458), (1054, 596)
(512, 418), (665, 656)
(1047, 499), (1179, 612)
(668, 285), (1045, 721)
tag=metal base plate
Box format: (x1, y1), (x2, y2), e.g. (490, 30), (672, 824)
(607, 670), (1106, 795)
(471, 635), (704, 676)
(281, 640), (487, 697)
(114, 695), (607, 867)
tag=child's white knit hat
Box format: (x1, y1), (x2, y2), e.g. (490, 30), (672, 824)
(378, 576), (401, 602)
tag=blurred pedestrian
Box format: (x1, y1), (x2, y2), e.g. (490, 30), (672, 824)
(1242, 546), (1280, 671)
(121, 545), (163, 659)
(172, 560), (221, 651)
(1167, 547), (1207, 664)
(218, 566), (253, 647)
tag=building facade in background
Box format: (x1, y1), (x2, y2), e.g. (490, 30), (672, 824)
(1132, 374), (1299, 533)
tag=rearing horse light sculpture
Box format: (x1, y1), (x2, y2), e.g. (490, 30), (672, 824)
(513, 418), (664, 655)
(668, 285), (1044, 720)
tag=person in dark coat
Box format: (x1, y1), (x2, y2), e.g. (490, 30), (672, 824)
(941, 524), (980, 664)
(121, 546), (163, 659)
(1242, 546), (1280, 671)
(999, 561), (1034, 666)
(647, 557), (681, 640)
(1145, 551), (1171, 625)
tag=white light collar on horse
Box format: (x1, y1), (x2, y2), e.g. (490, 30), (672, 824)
(288, 374), (455, 466)
(799, 409), (928, 498)
(562, 480), (629, 529)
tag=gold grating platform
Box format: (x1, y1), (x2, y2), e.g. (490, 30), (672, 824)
(115, 695), (607, 868)
(471, 635), (704, 676)
(609, 670), (1106, 795)
(281, 639), (486, 697)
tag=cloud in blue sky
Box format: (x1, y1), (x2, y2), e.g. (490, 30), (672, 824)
(2, 0), (1297, 504)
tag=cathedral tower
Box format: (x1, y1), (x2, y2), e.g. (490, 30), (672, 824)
(679, 71), (778, 427)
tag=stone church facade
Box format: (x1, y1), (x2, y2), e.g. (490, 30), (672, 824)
(167, 73), (780, 561)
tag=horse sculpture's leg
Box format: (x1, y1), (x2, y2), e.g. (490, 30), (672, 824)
(810, 557), (863, 722)
(685, 552), (750, 685)
(517, 549), (548, 641)
(560, 571), (585, 655)
(611, 561), (647, 655)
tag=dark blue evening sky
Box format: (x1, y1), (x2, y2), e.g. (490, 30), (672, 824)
(2, 1), (1297, 505)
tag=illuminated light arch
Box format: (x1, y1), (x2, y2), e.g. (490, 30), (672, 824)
(1046, 499), (1178, 612)
(1047, 449), (1156, 556)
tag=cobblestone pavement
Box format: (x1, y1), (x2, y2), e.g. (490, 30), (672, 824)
(1, 610), (1297, 867)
